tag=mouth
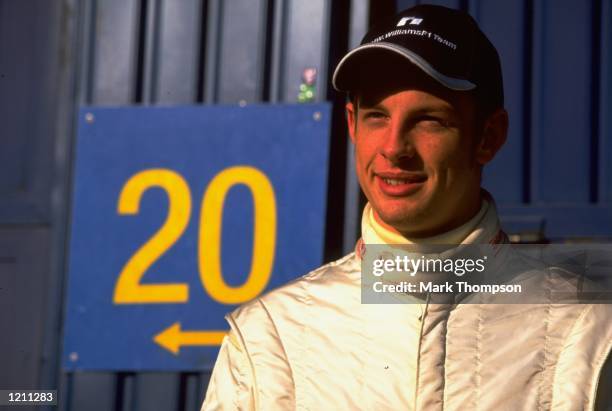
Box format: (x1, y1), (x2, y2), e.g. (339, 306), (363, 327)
(376, 173), (427, 196)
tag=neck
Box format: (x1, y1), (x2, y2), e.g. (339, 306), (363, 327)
(376, 197), (483, 241)
(366, 195), (487, 245)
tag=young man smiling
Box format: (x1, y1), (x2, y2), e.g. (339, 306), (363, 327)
(202, 5), (611, 410)
(345, 64), (507, 239)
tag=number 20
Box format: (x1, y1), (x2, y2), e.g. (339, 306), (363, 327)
(113, 166), (276, 305)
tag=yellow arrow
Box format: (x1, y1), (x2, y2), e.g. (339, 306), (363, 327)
(154, 322), (226, 355)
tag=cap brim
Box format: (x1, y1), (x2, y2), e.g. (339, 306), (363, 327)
(332, 42), (476, 92)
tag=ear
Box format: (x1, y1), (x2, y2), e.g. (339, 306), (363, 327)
(346, 101), (357, 144)
(476, 108), (508, 165)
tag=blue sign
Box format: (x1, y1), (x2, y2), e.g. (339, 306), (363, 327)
(63, 104), (331, 371)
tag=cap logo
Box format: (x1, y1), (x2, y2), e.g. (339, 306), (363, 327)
(397, 17), (423, 27)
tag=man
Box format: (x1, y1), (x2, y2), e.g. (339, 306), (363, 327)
(202, 5), (611, 410)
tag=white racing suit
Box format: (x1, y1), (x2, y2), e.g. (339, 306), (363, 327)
(202, 198), (612, 410)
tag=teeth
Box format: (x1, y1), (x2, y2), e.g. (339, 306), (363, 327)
(383, 178), (408, 186)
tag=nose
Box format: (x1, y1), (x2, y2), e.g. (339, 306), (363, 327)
(380, 126), (415, 163)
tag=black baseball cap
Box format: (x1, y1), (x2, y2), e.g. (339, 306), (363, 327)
(332, 5), (503, 108)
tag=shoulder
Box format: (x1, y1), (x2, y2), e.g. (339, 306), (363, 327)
(551, 302), (612, 409)
(219, 252), (361, 403)
(226, 252), (359, 332)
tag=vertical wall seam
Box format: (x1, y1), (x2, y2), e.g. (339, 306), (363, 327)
(318, 0), (332, 101)
(152, 0), (162, 103)
(175, 373), (188, 411)
(522, 0), (533, 204)
(133, 0), (147, 103)
(43, 0), (82, 406)
(599, 0), (611, 203)
(590, 0), (602, 203)
(203, 0), (221, 104)
(261, 0), (275, 102)
(281, 0), (294, 103)
(195, 0), (208, 103)
(63, 373), (73, 411)
(84, 0), (97, 105)
(528, 0), (540, 204)
(142, 0), (162, 104)
(255, 0), (269, 102)
(323, 0), (351, 260)
(269, 0), (286, 103)
(211, 0), (223, 104)
(113, 373), (124, 411)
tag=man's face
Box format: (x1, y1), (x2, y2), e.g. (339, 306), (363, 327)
(347, 74), (488, 238)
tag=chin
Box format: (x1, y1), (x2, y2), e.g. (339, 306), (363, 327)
(376, 207), (424, 231)
(372, 194), (438, 231)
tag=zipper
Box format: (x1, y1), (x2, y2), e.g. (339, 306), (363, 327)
(413, 293), (430, 411)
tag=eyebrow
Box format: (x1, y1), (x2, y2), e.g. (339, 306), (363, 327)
(358, 103), (388, 113)
(359, 102), (455, 116)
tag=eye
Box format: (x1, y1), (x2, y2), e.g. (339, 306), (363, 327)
(419, 115), (445, 125)
(362, 111), (387, 121)
(415, 115), (452, 130)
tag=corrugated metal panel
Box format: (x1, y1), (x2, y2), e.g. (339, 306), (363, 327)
(0, 229), (51, 388)
(0, 0), (56, 222)
(134, 1), (200, 408)
(68, 372), (117, 411)
(281, 0), (331, 102)
(530, 0), (593, 203)
(0, 2), (73, 410)
(90, 0), (141, 105)
(70, 0), (140, 409)
(217, 0), (268, 103)
(474, 0), (528, 204)
(132, 373), (180, 411)
(156, 0), (202, 104)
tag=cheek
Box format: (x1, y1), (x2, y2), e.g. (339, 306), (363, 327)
(418, 138), (472, 171)
(353, 143), (370, 187)
(354, 139), (376, 169)
(417, 140), (453, 170)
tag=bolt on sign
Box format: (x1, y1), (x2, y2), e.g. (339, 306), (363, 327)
(63, 104), (331, 371)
